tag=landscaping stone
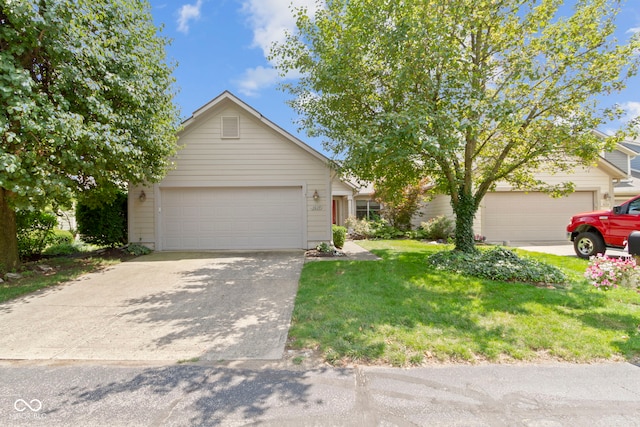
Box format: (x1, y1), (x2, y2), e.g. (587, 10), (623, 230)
(37, 264), (54, 273)
(5, 272), (22, 281)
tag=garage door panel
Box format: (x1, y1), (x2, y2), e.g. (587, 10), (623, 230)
(161, 187), (303, 250)
(483, 192), (594, 242)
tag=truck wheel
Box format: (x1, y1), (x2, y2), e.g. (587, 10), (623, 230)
(573, 232), (605, 259)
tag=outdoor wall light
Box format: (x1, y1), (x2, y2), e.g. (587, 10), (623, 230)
(139, 190), (146, 202)
(313, 190), (320, 201)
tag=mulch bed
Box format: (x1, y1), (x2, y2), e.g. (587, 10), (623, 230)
(305, 249), (346, 258)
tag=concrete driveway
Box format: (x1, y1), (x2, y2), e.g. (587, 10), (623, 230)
(513, 241), (629, 257)
(0, 251), (304, 362)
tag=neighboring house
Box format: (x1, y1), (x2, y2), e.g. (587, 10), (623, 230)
(614, 138), (640, 204)
(412, 136), (633, 243)
(128, 91), (334, 250)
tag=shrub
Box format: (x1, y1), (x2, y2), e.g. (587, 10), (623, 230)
(42, 243), (80, 256)
(76, 192), (128, 247)
(427, 247), (567, 285)
(375, 180), (428, 230)
(369, 218), (404, 239)
(48, 229), (74, 246)
(316, 242), (333, 253)
(420, 216), (455, 240)
(124, 243), (152, 256)
(332, 225), (347, 249)
(345, 215), (372, 239)
(16, 210), (58, 259)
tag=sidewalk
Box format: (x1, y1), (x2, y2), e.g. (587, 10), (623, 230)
(514, 242), (629, 257)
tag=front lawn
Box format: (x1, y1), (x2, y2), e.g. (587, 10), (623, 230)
(290, 240), (640, 366)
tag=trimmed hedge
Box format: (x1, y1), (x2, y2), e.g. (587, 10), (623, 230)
(332, 225), (347, 249)
(76, 192), (128, 247)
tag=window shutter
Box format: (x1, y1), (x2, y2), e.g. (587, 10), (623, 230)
(221, 116), (239, 138)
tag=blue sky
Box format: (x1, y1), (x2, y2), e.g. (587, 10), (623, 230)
(149, 0), (640, 155)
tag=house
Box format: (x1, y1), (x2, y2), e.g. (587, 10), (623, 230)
(412, 135), (635, 243)
(613, 138), (640, 204)
(128, 91), (334, 250)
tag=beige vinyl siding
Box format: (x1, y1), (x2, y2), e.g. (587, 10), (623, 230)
(128, 184), (156, 249)
(411, 194), (482, 235)
(163, 105), (327, 185)
(331, 177), (354, 194)
(412, 195), (454, 229)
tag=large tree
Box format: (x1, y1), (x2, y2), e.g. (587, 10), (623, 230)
(272, 0), (640, 252)
(1, 0), (180, 271)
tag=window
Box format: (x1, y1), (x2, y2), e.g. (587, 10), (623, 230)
(356, 200), (381, 220)
(628, 198), (640, 215)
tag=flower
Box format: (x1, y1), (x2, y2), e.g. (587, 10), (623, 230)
(585, 254), (640, 291)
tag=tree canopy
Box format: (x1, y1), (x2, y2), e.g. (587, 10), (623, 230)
(271, 0), (640, 252)
(0, 0), (180, 271)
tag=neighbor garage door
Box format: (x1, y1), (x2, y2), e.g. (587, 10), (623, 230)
(482, 191), (595, 242)
(160, 187), (303, 250)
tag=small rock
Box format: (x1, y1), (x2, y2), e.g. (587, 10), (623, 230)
(37, 264), (54, 273)
(5, 272), (22, 281)
(0, 278), (3, 284)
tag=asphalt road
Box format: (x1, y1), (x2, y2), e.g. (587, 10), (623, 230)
(1, 360), (640, 426)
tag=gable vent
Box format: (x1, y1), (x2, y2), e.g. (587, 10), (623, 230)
(221, 116), (239, 139)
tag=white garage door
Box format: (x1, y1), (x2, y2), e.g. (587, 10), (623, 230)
(160, 187), (303, 250)
(482, 191), (595, 242)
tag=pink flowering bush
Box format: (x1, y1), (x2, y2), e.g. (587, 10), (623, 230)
(584, 254), (640, 291)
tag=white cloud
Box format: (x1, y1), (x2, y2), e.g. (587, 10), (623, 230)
(235, 0), (320, 95)
(241, 0), (320, 56)
(177, 0), (203, 34)
(627, 27), (640, 35)
(622, 101), (640, 123)
(235, 66), (281, 96)
(235, 66), (304, 96)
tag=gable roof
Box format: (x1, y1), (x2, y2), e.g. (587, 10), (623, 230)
(180, 90), (329, 165)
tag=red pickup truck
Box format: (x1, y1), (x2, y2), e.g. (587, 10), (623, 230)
(567, 194), (640, 258)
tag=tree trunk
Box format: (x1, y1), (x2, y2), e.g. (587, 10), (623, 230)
(453, 192), (478, 253)
(0, 188), (19, 274)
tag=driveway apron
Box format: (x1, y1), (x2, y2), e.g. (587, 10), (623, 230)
(0, 251), (304, 362)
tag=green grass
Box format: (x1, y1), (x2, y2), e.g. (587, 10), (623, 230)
(0, 257), (121, 303)
(290, 240), (640, 366)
